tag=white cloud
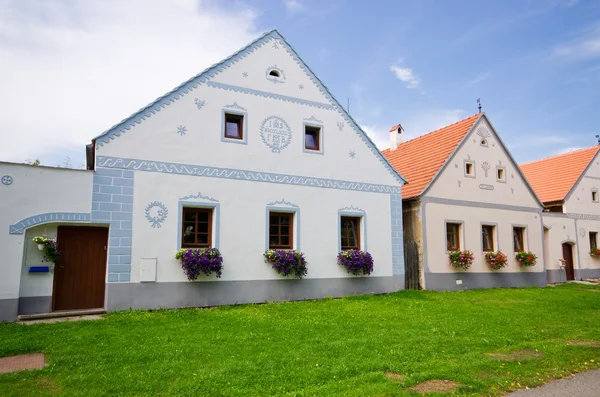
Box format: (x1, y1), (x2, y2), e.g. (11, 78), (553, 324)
(553, 23), (600, 60)
(284, 0), (303, 14)
(0, 0), (260, 165)
(389, 65), (420, 89)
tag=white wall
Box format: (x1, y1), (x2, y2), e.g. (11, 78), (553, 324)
(564, 153), (600, 215)
(19, 224), (58, 298)
(0, 163), (93, 303)
(425, 202), (543, 273)
(130, 172), (393, 282)
(541, 215), (576, 271)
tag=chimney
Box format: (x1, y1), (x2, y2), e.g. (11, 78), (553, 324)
(389, 124), (404, 151)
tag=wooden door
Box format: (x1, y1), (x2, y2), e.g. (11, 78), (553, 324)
(404, 240), (421, 290)
(562, 243), (575, 281)
(53, 226), (108, 311)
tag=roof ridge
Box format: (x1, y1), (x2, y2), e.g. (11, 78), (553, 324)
(520, 145), (600, 166)
(389, 113), (480, 150)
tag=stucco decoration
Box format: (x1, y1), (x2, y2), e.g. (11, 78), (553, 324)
(179, 192), (218, 202)
(349, 151), (356, 159)
(267, 199), (298, 208)
(337, 121), (344, 131)
(580, 228), (586, 237)
(304, 115), (323, 124)
(479, 184), (494, 191)
(224, 102), (247, 111)
(260, 116), (292, 153)
(266, 65), (286, 84)
(272, 39), (281, 49)
(9, 213), (91, 235)
(194, 98), (205, 110)
(298, 84), (304, 90)
(476, 126), (491, 139)
(96, 156), (401, 194)
(1, 175), (13, 185)
(145, 201), (168, 228)
(242, 72), (248, 78)
(176, 126), (187, 136)
(481, 162), (491, 177)
(458, 180), (462, 187)
(454, 164), (459, 168)
(339, 205), (365, 213)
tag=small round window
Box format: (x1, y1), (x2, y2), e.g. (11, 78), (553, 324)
(269, 70), (280, 77)
(481, 139), (487, 146)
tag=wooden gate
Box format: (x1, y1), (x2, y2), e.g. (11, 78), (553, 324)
(404, 240), (421, 289)
(53, 226), (108, 311)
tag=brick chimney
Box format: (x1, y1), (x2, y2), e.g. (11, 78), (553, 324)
(389, 124), (404, 150)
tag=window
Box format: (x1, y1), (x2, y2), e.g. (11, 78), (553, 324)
(269, 212), (293, 249)
(465, 161), (475, 177)
(497, 167), (505, 182)
(182, 208), (213, 248)
(513, 226), (525, 252)
(446, 223), (461, 251)
(592, 190), (598, 203)
(340, 216), (361, 250)
(590, 232), (598, 251)
(482, 225), (495, 252)
(224, 113), (243, 140)
(304, 126), (321, 151)
(480, 139), (487, 147)
(268, 70), (280, 77)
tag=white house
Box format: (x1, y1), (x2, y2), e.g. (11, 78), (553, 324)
(0, 30), (406, 322)
(383, 113), (546, 290)
(521, 146), (600, 283)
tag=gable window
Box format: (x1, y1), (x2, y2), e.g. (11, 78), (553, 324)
(464, 161), (475, 177)
(513, 226), (525, 252)
(304, 125), (321, 152)
(590, 232), (598, 251)
(482, 225), (495, 252)
(480, 139), (488, 147)
(340, 216), (361, 250)
(497, 167), (506, 182)
(269, 212), (294, 249)
(268, 70), (280, 77)
(224, 113), (244, 140)
(592, 189), (598, 203)
(182, 208), (213, 248)
(446, 223), (461, 251)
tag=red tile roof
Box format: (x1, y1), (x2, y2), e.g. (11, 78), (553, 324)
(520, 146), (600, 204)
(383, 113), (481, 200)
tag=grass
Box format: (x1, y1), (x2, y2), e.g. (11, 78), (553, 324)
(1, 283), (599, 396)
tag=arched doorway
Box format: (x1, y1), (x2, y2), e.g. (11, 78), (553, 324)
(562, 243), (575, 281)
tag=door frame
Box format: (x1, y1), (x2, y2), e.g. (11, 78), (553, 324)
(51, 225), (109, 311)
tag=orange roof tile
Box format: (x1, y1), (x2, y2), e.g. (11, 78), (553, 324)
(520, 146), (600, 204)
(383, 113), (481, 200)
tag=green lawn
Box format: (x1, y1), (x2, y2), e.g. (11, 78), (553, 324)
(1, 284), (599, 396)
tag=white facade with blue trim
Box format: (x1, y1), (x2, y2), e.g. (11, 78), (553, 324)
(0, 30), (406, 322)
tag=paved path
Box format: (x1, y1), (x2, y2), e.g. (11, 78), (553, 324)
(508, 370), (600, 396)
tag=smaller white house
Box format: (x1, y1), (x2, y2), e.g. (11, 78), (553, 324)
(0, 30), (406, 322)
(521, 146), (600, 283)
(383, 113), (546, 290)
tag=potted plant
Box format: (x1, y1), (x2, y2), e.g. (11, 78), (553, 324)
(448, 250), (474, 270)
(516, 251), (537, 267)
(264, 249), (307, 279)
(32, 235), (49, 251)
(174, 248), (223, 280)
(590, 249), (600, 258)
(337, 250), (374, 276)
(484, 251), (508, 270)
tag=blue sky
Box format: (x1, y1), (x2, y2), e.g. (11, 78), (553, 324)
(0, 0), (598, 167)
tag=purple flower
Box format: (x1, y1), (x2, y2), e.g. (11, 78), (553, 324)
(337, 250), (374, 276)
(179, 248), (223, 280)
(264, 250), (308, 279)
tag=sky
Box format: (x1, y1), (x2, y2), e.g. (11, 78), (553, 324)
(0, 0), (599, 168)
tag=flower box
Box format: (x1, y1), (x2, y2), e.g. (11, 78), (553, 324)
(448, 250), (474, 270)
(337, 250), (374, 276)
(484, 251), (508, 271)
(515, 251), (537, 267)
(264, 250), (307, 279)
(175, 248), (223, 280)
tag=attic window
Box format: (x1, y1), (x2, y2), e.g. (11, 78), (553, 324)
(593, 189), (598, 203)
(497, 167), (506, 182)
(464, 161), (475, 177)
(481, 139), (487, 146)
(269, 70), (280, 77)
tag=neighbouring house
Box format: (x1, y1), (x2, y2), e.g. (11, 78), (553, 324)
(0, 30), (407, 322)
(383, 113), (546, 290)
(520, 146), (600, 283)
